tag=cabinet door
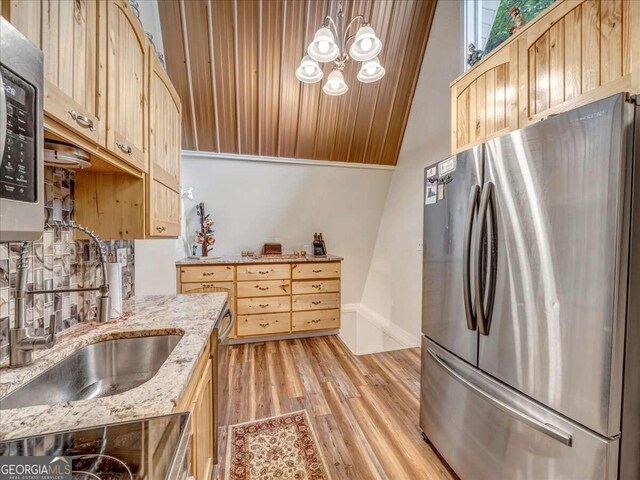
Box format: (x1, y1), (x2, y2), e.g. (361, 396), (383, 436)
(191, 359), (214, 480)
(44, 0), (107, 145)
(4, 1), (107, 145)
(148, 52), (181, 236)
(106, 0), (147, 171)
(517, 0), (638, 127)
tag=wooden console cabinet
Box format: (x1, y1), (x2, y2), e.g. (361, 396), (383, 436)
(177, 258), (343, 340)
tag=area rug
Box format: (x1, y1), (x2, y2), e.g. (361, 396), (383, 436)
(225, 410), (330, 480)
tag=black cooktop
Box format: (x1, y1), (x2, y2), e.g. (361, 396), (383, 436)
(0, 413), (190, 479)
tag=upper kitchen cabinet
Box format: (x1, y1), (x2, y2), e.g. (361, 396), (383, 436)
(148, 51), (181, 237)
(450, 44), (518, 153)
(516, 0), (638, 127)
(1, 0), (108, 145)
(106, 0), (148, 172)
(451, 0), (640, 153)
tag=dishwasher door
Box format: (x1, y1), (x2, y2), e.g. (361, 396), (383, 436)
(213, 305), (234, 464)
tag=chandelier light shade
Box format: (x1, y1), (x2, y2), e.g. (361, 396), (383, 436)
(308, 27), (340, 62)
(296, 55), (323, 83)
(297, 1), (384, 96)
(323, 69), (349, 96)
(357, 57), (385, 83)
(349, 26), (382, 61)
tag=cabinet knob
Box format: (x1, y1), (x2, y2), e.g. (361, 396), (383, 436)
(116, 141), (132, 155)
(312, 301), (321, 305)
(310, 319), (321, 324)
(258, 304), (269, 308)
(312, 284), (322, 289)
(259, 323), (270, 328)
(202, 272), (215, 277)
(312, 269), (322, 273)
(155, 225), (166, 232)
(256, 286), (269, 291)
(69, 110), (96, 132)
(258, 270), (269, 275)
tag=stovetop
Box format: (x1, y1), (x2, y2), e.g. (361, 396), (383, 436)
(0, 413), (190, 479)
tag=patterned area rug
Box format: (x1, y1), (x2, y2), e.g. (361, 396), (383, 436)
(225, 410), (330, 480)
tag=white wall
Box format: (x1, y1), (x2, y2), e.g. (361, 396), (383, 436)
(181, 155), (393, 304)
(134, 239), (177, 295)
(357, 0), (464, 349)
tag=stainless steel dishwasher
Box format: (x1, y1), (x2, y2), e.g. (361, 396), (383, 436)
(212, 303), (234, 464)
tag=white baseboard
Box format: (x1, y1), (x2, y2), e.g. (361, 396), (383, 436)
(339, 303), (420, 356)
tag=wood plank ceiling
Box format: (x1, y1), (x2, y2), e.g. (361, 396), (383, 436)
(158, 0), (436, 166)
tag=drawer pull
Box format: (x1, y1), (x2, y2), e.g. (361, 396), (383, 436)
(69, 110), (96, 131)
(258, 304), (269, 308)
(258, 270), (269, 275)
(312, 269), (322, 273)
(310, 319), (321, 324)
(256, 286), (269, 291)
(201, 283), (215, 288)
(116, 141), (132, 154)
(312, 284), (322, 289)
(312, 301), (321, 305)
(155, 225), (166, 232)
(259, 323), (270, 328)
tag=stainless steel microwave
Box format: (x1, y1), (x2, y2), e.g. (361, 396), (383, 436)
(0, 17), (44, 241)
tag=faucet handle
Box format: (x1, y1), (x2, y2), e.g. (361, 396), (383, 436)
(46, 314), (57, 348)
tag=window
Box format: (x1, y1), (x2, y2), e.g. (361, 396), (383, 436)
(464, 0), (556, 69)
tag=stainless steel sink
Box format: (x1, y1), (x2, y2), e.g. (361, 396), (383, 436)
(0, 335), (182, 409)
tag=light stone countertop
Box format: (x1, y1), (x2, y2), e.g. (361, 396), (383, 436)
(175, 253), (343, 265)
(0, 293), (228, 441)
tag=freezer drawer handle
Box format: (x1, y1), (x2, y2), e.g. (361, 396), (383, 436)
(463, 185), (481, 331)
(427, 348), (573, 447)
(476, 182), (498, 336)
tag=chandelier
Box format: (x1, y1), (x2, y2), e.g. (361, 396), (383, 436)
(296, 2), (385, 96)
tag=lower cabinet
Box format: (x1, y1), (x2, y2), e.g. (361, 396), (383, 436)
(178, 261), (342, 340)
(177, 343), (214, 480)
(191, 360), (213, 480)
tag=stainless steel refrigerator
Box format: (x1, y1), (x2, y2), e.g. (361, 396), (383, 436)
(420, 93), (640, 479)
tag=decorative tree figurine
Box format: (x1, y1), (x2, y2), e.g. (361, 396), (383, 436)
(195, 202), (215, 257)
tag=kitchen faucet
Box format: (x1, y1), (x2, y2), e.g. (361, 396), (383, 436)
(9, 221), (111, 367)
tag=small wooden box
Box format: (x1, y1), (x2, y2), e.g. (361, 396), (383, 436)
(263, 243), (282, 255)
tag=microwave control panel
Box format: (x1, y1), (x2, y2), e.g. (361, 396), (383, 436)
(0, 64), (37, 203)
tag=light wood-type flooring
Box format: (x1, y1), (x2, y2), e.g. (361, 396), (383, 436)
(214, 335), (456, 479)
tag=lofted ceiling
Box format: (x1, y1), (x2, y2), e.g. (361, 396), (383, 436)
(158, 0), (436, 166)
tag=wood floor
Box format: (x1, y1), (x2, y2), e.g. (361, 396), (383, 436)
(214, 335), (456, 479)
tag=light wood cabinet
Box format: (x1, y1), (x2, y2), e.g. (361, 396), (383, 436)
(180, 265), (235, 283)
(177, 341), (214, 480)
(2, 0), (182, 240)
(106, 0), (147, 171)
(237, 312), (291, 336)
(292, 309), (340, 332)
(451, 0), (640, 153)
(178, 260), (342, 340)
(191, 359), (214, 480)
(148, 51), (181, 237)
(2, 0), (108, 145)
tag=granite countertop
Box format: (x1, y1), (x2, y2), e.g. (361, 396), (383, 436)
(176, 253), (343, 265)
(0, 293), (228, 440)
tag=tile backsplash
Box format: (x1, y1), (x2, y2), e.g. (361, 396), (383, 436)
(0, 168), (134, 350)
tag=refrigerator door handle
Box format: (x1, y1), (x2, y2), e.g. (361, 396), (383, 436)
(475, 182), (498, 336)
(463, 185), (481, 331)
(427, 348), (574, 446)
